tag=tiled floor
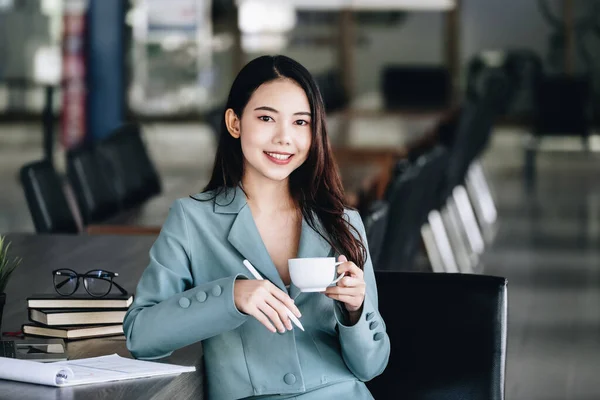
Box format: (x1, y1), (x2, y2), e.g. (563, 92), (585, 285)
(2, 121), (600, 398)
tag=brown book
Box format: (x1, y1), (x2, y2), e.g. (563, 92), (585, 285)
(29, 308), (128, 326)
(22, 324), (124, 340)
(27, 294), (133, 309)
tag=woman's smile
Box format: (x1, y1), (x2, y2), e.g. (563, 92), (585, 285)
(264, 151), (294, 165)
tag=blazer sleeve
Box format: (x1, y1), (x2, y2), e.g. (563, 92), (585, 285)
(123, 199), (249, 360)
(333, 210), (391, 381)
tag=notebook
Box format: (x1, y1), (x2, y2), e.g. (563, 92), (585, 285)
(0, 354), (195, 387)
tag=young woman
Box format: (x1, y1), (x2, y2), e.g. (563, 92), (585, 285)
(124, 55), (390, 399)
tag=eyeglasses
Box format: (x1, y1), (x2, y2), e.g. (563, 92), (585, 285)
(52, 269), (129, 298)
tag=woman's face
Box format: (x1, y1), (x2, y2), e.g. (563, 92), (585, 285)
(232, 79), (312, 184)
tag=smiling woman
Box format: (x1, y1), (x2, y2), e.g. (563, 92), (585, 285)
(123, 55), (390, 400)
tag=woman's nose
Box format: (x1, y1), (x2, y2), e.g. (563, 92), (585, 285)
(273, 124), (292, 145)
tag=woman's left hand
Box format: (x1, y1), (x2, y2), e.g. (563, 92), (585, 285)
(324, 255), (366, 313)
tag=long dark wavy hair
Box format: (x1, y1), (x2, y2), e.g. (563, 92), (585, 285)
(201, 55), (367, 268)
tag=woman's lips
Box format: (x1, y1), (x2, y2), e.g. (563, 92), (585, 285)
(264, 151), (293, 165)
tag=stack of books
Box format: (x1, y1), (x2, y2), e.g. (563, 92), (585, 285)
(22, 294), (134, 340)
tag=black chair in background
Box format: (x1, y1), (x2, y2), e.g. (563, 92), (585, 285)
(96, 124), (161, 209)
(367, 271), (508, 400)
(66, 147), (120, 225)
(20, 160), (79, 234)
(314, 70), (348, 113)
(362, 200), (389, 269)
(381, 66), (452, 110)
(378, 147), (449, 272)
(524, 74), (592, 186)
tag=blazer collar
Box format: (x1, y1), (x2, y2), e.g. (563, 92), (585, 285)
(222, 186), (333, 298)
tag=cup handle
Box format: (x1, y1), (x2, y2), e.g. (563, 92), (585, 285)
(330, 273), (345, 285)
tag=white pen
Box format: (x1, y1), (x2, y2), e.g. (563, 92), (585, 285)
(242, 259), (305, 332)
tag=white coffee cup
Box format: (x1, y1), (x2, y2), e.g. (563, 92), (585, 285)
(288, 257), (345, 292)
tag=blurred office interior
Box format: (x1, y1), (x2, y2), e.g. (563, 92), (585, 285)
(2, 0), (600, 399)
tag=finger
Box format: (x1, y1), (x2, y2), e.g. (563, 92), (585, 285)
(269, 287), (301, 318)
(257, 302), (287, 333)
(248, 306), (277, 333)
(326, 293), (359, 306)
(338, 255), (348, 263)
(264, 296), (293, 331)
(337, 276), (363, 288)
(324, 285), (364, 297)
(337, 262), (364, 278)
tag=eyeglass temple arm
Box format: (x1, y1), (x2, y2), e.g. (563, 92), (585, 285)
(112, 280), (129, 296)
(55, 278), (73, 290)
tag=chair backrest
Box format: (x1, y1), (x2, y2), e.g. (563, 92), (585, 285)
(381, 65), (451, 110)
(367, 271), (507, 400)
(19, 160), (79, 234)
(362, 200), (389, 268)
(314, 70), (348, 112)
(96, 124), (161, 208)
(534, 75), (591, 137)
(66, 147), (120, 225)
(444, 100), (494, 194)
(378, 147), (448, 271)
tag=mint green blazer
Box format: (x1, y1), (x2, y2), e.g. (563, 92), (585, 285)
(123, 186), (390, 400)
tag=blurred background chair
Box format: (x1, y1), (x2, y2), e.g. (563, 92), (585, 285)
(66, 146), (120, 225)
(19, 159), (79, 234)
(367, 271), (508, 400)
(381, 65), (452, 110)
(524, 74), (593, 186)
(314, 70), (348, 113)
(96, 123), (162, 209)
(377, 146), (449, 272)
(362, 200), (389, 269)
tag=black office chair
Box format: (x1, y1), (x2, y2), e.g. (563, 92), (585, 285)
(97, 124), (161, 208)
(20, 160), (79, 234)
(436, 100), (494, 207)
(314, 70), (348, 113)
(381, 65), (452, 110)
(66, 147), (120, 225)
(367, 271), (508, 400)
(378, 147), (449, 272)
(362, 200), (389, 269)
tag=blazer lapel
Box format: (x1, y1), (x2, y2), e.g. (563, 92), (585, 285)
(219, 187), (286, 291)
(289, 215), (334, 300)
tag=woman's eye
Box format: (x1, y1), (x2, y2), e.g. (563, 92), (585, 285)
(295, 119), (310, 126)
(259, 116), (273, 122)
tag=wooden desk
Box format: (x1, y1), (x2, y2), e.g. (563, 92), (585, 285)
(1, 234), (204, 399)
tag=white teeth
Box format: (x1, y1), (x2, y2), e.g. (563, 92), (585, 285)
(266, 152), (292, 161)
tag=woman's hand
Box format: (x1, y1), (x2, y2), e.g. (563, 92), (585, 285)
(324, 255), (366, 322)
(234, 279), (301, 333)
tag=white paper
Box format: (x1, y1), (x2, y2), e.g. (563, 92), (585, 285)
(0, 357), (74, 386)
(0, 354), (195, 387)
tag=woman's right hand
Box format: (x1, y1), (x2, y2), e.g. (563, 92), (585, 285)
(234, 279), (301, 333)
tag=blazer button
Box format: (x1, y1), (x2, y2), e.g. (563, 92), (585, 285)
(196, 291), (207, 303)
(211, 285), (222, 297)
(373, 332), (385, 341)
(284, 373), (296, 385)
(178, 297), (191, 309)
(366, 312), (375, 321)
(369, 321), (379, 330)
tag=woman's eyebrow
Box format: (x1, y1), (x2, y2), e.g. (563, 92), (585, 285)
(254, 106), (311, 117)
